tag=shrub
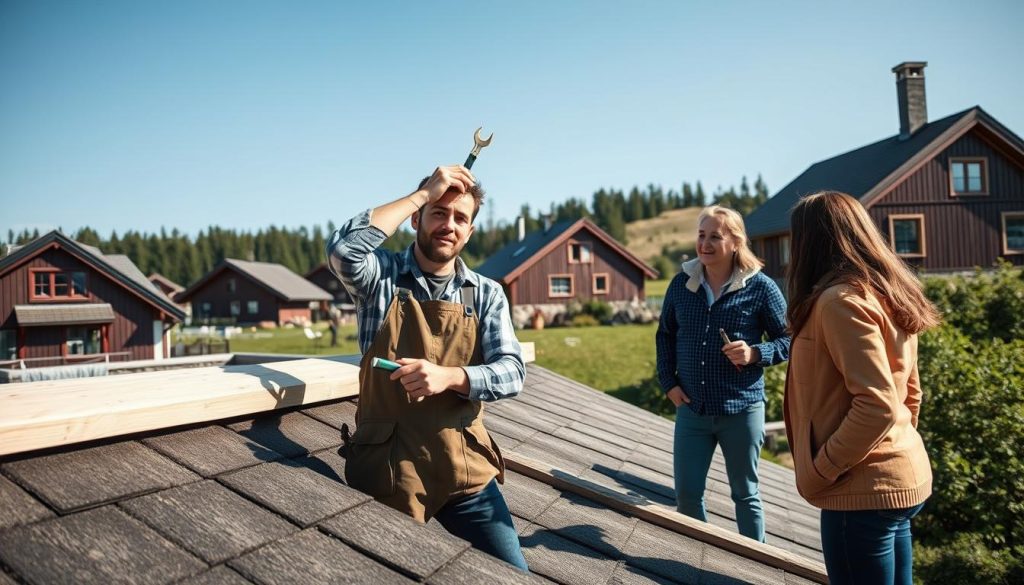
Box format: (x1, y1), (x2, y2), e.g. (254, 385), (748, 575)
(569, 314), (600, 328)
(923, 260), (1024, 343)
(915, 324), (1024, 550)
(915, 533), (1024, 585)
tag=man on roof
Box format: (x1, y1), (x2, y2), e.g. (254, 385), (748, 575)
(326, 164), (528, 571)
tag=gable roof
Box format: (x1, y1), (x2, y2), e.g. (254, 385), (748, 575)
(746, 106), (1024, 238)
(477, 218), (659, 282)
(148, 273), (185, 295)
(0, 231), (184, 322)
(178, 258), (332, 303)
(0, 360), (827, 584)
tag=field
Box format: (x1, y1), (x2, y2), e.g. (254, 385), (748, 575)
(220, 322), (659, 394)
(624, 207), (701, 262)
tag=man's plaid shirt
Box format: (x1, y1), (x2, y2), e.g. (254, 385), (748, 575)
(326, 209), (525, 402)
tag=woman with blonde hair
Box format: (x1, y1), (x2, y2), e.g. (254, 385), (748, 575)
(784, 191), (940, 584)
(656, 204), (790, 542)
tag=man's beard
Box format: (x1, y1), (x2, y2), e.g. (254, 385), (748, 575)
(416, 227), (462, 264)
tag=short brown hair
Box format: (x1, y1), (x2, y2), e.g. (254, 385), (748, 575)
(417, 176), (485, 221)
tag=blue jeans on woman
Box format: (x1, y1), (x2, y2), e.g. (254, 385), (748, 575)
(820, 502), (925, 585)
(433, 479), (529, 572)
(673, 401), (765, 541)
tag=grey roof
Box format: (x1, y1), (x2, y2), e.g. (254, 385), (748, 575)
(0, 363), (822, 584)
(745, 107), (974, 238)
(476, 220), (577, 281)
(182, 259), (332, 302)
(0, 231), (184, 322)
(14, 304), (116, 327)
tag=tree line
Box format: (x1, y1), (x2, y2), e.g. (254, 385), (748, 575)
(4, 175), (769, 287)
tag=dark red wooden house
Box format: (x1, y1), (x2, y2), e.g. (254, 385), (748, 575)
(304, 263), (353, 309)
(0, 231), (184, 367)
(177, 259), (331, 326)
(746, 62), (1024, 280)
(476, 218), (659, 306)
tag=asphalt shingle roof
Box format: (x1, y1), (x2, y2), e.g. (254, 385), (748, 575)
(476, 221), (577, 282)
(745, 108), (974, 238)
(0, 364), (823, 584)
(216, 258), (332, 302)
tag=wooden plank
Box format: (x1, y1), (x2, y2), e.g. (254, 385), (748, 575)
(503, 452), (829, 584)
(0, 344), (533, 458)
(0, 356), (361, 456)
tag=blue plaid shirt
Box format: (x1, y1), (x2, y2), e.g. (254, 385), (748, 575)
(326, 210), (525, 402)
(656, 259), (790, 416)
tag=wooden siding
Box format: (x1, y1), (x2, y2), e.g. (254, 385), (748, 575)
(511, 229), (646, 305)
(871, 128), (1024, 271)
(306, 266), (351, 304)
(187, 267), (282, 324)
(756, 235), (788, 281)
(0, 248), (161, 361)
(756, 127), (1024, 278)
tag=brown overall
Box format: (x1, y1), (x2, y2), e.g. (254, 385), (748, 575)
(344, 285), (505, 522)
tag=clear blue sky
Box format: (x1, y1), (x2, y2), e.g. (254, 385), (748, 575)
(2, 0), (1022, 239)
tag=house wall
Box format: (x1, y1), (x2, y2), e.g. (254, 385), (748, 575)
(756, 127), (1024, 280)
(0, 247), (161, 362)
(186, 268), (281, 324)
(306, 266), (351, 304)
(511, 229), (646, 305)
(868, 128), (1024, 272)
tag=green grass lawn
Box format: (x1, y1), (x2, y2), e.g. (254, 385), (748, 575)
(518, 323), (658, 393)
(646, 278), (672, 298)
(212, 323), (362, 356)
(212, 321), (660, 394)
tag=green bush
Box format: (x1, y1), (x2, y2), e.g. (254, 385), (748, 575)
(915, 533), (1024, 585)
(569, 314), (600, 328)
(915, 325), (1024, 550)
(923, 260), (1024, 342)
(581, 299), (614, 322)
(763, 363), (786, 422)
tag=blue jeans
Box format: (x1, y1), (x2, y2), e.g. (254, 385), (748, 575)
(820, 502), (925, 585)
(433, 479), (529, 572)
(673, 401), (765, 541)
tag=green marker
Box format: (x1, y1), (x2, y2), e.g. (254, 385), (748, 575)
(371, 357), (401, 372)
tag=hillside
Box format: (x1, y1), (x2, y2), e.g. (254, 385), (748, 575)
(624, 207), (702, 263)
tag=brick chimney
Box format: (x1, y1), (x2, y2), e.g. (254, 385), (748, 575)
(892, 61), (928, 139)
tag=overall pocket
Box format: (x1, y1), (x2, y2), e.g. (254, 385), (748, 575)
(463, 422), (505, 486)
(343, 420), (397, 498)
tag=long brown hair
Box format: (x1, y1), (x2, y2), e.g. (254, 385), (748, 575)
(786, 191), (940, 336)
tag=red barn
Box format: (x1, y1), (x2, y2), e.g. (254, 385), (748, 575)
(0, 231), (184, 367)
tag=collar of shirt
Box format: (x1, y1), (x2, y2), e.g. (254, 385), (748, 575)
(398, 245), (480, 298)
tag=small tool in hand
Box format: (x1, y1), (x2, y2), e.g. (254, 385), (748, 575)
(371, 357), (400, 372)
(464, 127), (493, 170)
(719, 328), (742, 372)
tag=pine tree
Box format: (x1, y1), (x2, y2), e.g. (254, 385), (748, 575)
(695, 182), (707, 207)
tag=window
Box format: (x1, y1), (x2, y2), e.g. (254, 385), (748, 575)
(1003, 212), (1024, 254)
(779, 236), (791, 267)
(230, 301), (241, 317)
(247, 300), (259, 314)
(548, 274), (574, 298)
(326, 279), (339, 291)
(66, 326), (102, 355)
(0, 330), (16, 360)
(593, 273), (609, 295)
(227, 278), (237, 293)
(200, 302), (212, 317)
(949, 158), (988, 195)
(889, 214), (926, 257)
(568, 242), (592, 264)
(29, 270), (88, 300)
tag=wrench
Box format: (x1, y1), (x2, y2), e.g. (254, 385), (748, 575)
(464, 127), (493, 170)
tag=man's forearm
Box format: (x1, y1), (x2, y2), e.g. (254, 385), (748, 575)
(370, 190), (429, 236)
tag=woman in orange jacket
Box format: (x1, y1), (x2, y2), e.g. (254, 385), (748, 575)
(784, 191), (940, 585)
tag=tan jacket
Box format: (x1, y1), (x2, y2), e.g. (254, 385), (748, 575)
(784, 284), (932, 510)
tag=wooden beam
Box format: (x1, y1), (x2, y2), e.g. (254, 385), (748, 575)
(0, 345), (534, 457)
(0, 356), (361, 457)
(503, 453), (829, 584)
